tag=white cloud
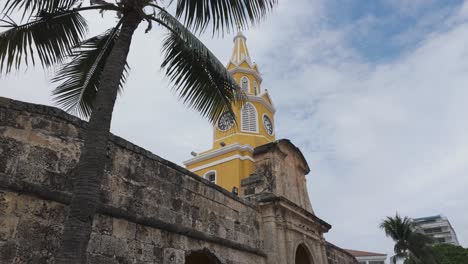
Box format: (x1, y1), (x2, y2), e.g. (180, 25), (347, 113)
(1, 0), (467, 257)
(280, 14), (468, 252)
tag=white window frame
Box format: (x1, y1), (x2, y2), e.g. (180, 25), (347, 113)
(241, 102), (259, 133)
(204, 170), (217, 184)
(254, 81), (259, 95)
(241, 76), (250, 93)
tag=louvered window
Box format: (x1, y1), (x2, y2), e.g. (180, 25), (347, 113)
(241, 77), (249, 93)
(241, 103), (258, 132)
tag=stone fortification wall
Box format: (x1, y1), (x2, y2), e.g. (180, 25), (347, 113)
(0, 97), (264, 263)
(326, 243), (358, 264)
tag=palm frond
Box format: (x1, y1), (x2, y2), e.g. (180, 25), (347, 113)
(380, 213), (413, 243)
(2, 0), (81, 18)
(161, 31), (243, 124)
(52, 26), (128, 118)
(0, 10), (88, 73)
(156, 10), (243, 123)
(171, 0), (277, 35)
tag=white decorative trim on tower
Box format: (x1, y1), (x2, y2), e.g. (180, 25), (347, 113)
(183, 143), (254, 166)
(247, 94), (276, 113)
(189, 154), (255, 173)
(228, 67), (263, 82)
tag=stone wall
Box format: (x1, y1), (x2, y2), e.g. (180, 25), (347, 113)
(0, 97), (357, 264)
(241, 140), (333, 264)
(326, 243), (358, 264)
(0, 97), (265, 264)
(252, 140), (314, 213)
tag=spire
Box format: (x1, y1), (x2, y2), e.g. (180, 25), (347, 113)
(230, 31), (253, 67)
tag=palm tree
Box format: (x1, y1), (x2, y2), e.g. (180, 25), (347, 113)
(0, 0), (277, 263)
(380, 213), (438, 264)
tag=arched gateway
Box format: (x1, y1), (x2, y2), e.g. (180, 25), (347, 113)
(185, 249), (221, 264)
(295, 244), (313, 264)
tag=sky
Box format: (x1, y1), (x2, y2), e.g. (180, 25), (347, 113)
(2, 0), (468, 260)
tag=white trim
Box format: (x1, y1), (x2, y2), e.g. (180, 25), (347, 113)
(247, 94), (276, 113)
(203, 170), (217, 184)
(183, 143), (254, 166)
(262, 113), (275, 136)
(214, 133), (271, 142)
(237, 38), (241, 62)
(241, 102), (259, 133)
(228, 67), (263, 82)
(241, 76), (250, 93)
(259, 91), (276, 110)
(190, 154), (255, 172)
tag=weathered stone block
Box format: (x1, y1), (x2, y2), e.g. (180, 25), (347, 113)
(112, 218), (136, 240)
(0, 241), (17, 263)
(163, 248), (184, 264)
(0, 192), (17, 215)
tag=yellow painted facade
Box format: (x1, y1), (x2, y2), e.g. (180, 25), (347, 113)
(183, 32), (276, 192)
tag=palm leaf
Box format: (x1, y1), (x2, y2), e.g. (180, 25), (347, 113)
(2, 0), (81, 18)
(156, 9), (243, 123)
(52, 26), (128, 118)
(157, 9), (243, 123)
(172, 0), (277, 34)
(0, 10), (88, 73)
(161, 31), (243, 124)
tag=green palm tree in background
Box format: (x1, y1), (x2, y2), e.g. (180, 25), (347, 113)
(0, 0), (277, 263)
(380, 213), (439, 264)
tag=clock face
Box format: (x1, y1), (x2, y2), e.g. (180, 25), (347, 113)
(217, 112), (234, 131)
(263, 115), (274, 135)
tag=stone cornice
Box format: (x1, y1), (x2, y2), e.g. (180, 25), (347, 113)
(256, 193), (331, 231)
(254, 139), (309, 174)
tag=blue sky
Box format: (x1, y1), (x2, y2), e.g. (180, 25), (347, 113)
(327, 0), (464, 61)
(2, 0), (468, 261)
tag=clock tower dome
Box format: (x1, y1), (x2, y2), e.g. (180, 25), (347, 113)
(183, 31), (276, 192)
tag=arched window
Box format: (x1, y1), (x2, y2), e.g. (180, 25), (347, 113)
(204, 171), (216, 184)
(254, 81), (259, 95)
(241, 76), (249, 93)
(241, 103), (258, 132)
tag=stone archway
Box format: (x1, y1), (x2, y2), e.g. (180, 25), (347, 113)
(295, 244), (313, 264)
(185, 249), (221, 264)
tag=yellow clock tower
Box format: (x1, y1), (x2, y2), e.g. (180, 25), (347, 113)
(183, 31), (276, 192)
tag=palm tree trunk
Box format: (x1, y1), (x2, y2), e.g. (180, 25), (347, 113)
(56, 12), (141, 264)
